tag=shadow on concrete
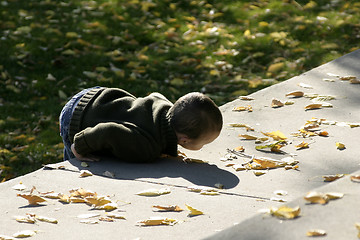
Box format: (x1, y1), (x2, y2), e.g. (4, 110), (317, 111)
(68, 156), (240, 189)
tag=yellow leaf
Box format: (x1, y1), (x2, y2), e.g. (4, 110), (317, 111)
(305, 103), (322, 110)
(234, 146), (245, 152)
(136, 188), (171, 196)
(304, 191), (329, 204)
(252, 157), (286, 169)
(187, 185), (218, 193)
(93, 202), (118, 211)
(325, 192), (344, 200)
(233, 105), (252, 112)
(239, 96), (254, 101)
(59, 194), (70, 203)
(79, 170), (93, 178)
(306, 229), (327, 237)
(262, 130), (287, 140)
(336, 142), (345, 150)
(210, 69), (220, 76)
(267, 62), (284, 73)
(239, 134), (258, 140)
(253, 171), (266, 176)
(258, 21), (269, 27)
(285, 90), (304, 98)
(13, 230), (37, 238)
(152, 205), (183, 212)
(106, 213), (126, 219)
(17, 193), (46, 205)
(85, 196), (112, 206)
(186, 204), (204, 216)
(15, 215), (36, 224)
(355, 223), (360, 238)
(296, 141), (309, 149)
(270, 205), (300, 219)
(65, 32), (79, 38)
(137, 217), (177, 226)
(35, 215), (58, 224)
(200, 191), (220, 195)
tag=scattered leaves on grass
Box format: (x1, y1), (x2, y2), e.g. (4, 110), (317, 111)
(137, 217), (177, 226)
(185, 204), (204, 216)
(136, 188), (171, 196)
(306, 229), (327, 237)
(270, 205), (300, 219)
(152, 205), (183, 212)
(322, 174), (345, 182)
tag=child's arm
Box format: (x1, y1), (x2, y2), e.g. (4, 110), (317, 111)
(71, 143), (99, 162)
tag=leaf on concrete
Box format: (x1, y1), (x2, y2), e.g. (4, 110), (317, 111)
(304, 191), (329, 204)
(12, 230), (37, 238)
(17, 193), (46, 205)
(186, 204), (204, 216)
(336, 142), (346, 150)
(350, 175), (360, 183)
(35, 215), (58, 224)
(270, 205), (300, 219)
(296, 141), (309, 150)
(306, 229), (327, 237)
(137, 217), (177, 226)
(305, 103), (322, 110)
(322, 174), (345, 182)
(79, 170), (93, 178)
(136, 188), (171, 196)
(262, 130), (287, 140)
(286, 90), (304, 98)
(152, 205), (183, 212)
(271, 98), (284, 108)
(239, 134), (258, 140)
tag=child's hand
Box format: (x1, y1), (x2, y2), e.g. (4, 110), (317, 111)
(71, 144), (100, 162)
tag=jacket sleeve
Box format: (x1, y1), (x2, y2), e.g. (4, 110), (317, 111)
(73, 122), (161, 162)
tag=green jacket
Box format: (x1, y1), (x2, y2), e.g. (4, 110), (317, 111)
(69, 88), (178, 162)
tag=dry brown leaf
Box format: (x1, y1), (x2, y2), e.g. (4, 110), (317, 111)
(340, 75), (357, 81)
(306, 229), (327, 237)
(59, 194), (70, 203)
(106, 213), (126, 219)
(15, 215), (36, 224)
(271, 98), (284, 108)
(137, 217), (177, 226)
(318, 131), (329, 136)
(99, 217), (115, 222)
(93, 202), (118, 211)
(0, 234), (15, 240)
(35, 215), (58, 224)
(69, 188), (96, 198)
(305, 103), (322, 110)
(350, 79), (360, 84)
(350, 175), (360, 183)
(239, 96), (254, 101)
(85, 196), (112, 206)
(152, 205), (183, 212)
(270, 205), (300, 219)
(200, 191), (220, 195)
(17, 193), (46, 205)
(79, 170), (93, 177)
(286, 90), (304, 97)
(234, 146), (245, 152)
(233, 105), (253, 112)
(322, 174), (345, 182)
(187, 185), (218, 193)
(253, 171), (266, 176)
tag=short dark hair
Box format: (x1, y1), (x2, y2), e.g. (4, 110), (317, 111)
(168, 92), (223, 139)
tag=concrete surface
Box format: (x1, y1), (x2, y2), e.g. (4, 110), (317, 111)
(1, 49), (359, 240)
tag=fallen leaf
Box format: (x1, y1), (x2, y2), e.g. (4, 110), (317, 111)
(271, 98), (284, 108)
(239, 134), (258, 140)
(325, 192), (344, 200)
(80, 219), (99, 224)
(234, 146), (245, 152)
(187, 185), (218, 193)
(253, 171), (266, 176)
(12, 182), (27, 191)
(262, 130), (287, 141)
(79, 170), (93, 177)
(339, 75), (357, 81)
(103, 171), (115, 178)
(85, 196), (112, 206)
(200, 191), (220, 195)
(304, 191), (329, 204)
(296, 141), (309, 149)
(15, 215), (36, 224)
(17, 193), (46, 205)
(306, 229), (327, 237)
(286, 90), (304, 97)
(136, 188), (171, 196)
(13, 230), (37, 238)
(305, 103), (322, 110)
(229, 123), (254, 131)
(99, 217), (115, 222)
(318, 131), (329, 136)
(35, 215), (58, 224)
(59, 194), (70, 203)
(270, 205), (300, 219)
(336, 142), (345, 150)
(322, 174), (345, 182)
(233, 105), (253, 112)
(106, 213), (126, 219)
(355, 223), (360, 238)
(93, 202), (118, 211)
(298, 83), (313, 89)
(185, 204), (204, 216)
(255, 141), (286, 153)
(152, 205), (183, 212)
(350, 175), (360, 183)
(274, 190), (288, 196)
(239, 96), (254, 101)
(0, 234), (15, 240)
(137, 217), (177, 226)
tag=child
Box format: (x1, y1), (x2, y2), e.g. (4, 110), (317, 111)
(59, 87), (222, 162)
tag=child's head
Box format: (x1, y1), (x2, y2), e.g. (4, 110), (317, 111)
(168, 92), (223, 150)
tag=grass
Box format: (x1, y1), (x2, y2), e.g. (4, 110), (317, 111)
(0, 0), (359, 181)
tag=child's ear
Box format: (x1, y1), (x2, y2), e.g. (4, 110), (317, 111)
(176, 132), (189, 144)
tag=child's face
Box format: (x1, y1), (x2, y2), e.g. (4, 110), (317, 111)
(180, 130), (220, 151)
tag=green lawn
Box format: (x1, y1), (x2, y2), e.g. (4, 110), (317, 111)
(0, 0), (359, 181)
